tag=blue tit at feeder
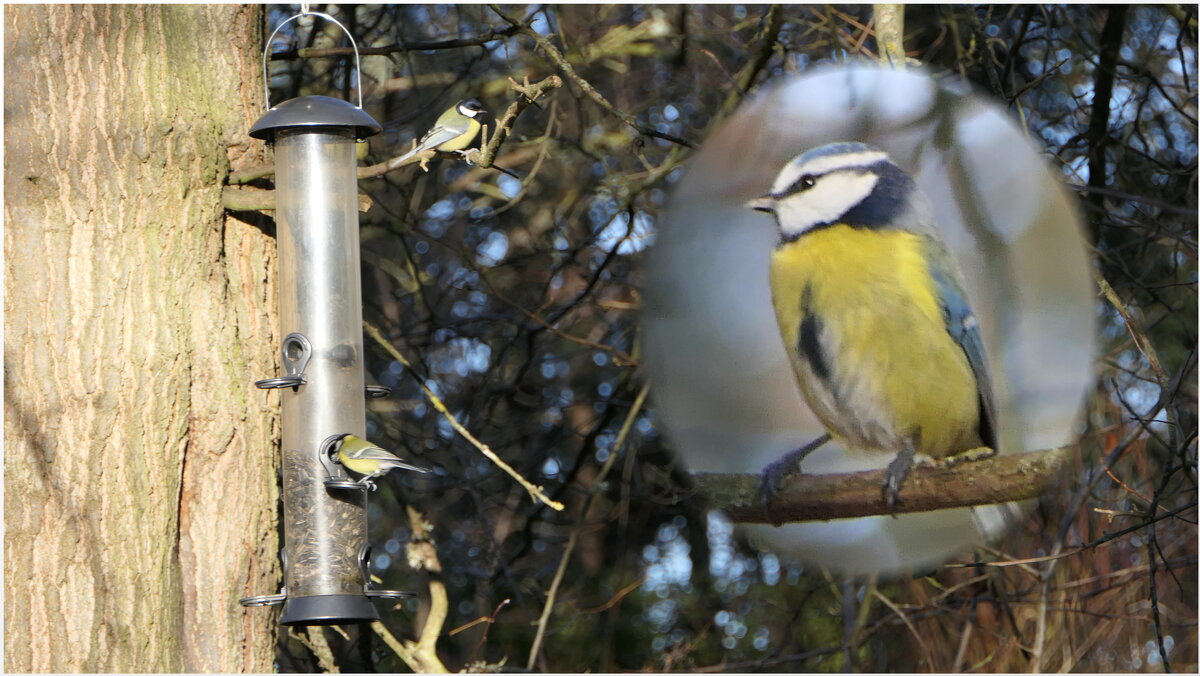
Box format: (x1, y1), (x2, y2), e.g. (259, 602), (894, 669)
(746, 142), (997, 508)
(395, 98), (487, 169)
(332, 433), (429, 490)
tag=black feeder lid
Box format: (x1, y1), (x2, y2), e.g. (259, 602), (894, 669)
(249, 95), (381, 142)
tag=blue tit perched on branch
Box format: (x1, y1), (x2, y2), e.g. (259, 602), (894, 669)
(395, 98), (487, 170)
(746, 142), (997, 509)
(332, 433), (430, 490)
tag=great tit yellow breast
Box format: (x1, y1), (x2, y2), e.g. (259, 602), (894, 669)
(770, 224), (984, 460)
(435, 117), (481, 152)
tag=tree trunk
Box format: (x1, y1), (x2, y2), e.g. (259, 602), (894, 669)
(4, 5), (279, 671)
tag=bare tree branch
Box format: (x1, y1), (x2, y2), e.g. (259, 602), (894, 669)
(692, 447), (1070, 523)
(222, 184), (372, 213)
(369, 507), (450, 674)
(465, 75), (563, 169)
(488, 4), (695, 148)
(716, 5), (783, 119)
(267, 25), (523, 59)
(873, 4), (907, 68)
(1084, 6), (1129, 220)
(230, 76), (561, 189)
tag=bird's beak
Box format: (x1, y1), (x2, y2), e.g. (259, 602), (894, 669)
(745, 195), (776, 213)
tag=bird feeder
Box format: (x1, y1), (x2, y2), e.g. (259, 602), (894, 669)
(238, 10), (409, 626)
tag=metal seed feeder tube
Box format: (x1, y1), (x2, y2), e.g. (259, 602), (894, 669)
(246, 11), (384, 627)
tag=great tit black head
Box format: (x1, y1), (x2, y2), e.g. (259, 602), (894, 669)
(457, 98), (486, 118)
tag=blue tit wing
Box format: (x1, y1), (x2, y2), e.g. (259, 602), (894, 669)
(928, 248), (998, 451)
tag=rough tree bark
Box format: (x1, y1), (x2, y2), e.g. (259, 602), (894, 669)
(4, 5), (279, 671)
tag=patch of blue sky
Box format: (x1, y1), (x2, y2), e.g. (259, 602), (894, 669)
(597, 211), (656, 255)
(476, 230), (509, 266)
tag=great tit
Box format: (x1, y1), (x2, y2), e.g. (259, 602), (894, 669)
(747, 142), (997, 509)
(332, 433), (430, 490)
(395, 98), (487, 168)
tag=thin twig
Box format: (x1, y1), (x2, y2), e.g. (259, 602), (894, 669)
(949, 502), (1197, 568)
(578, 576), (646, 614)
(489, 5), (695, 148)
(363, 320), (564, 511)
(525, 382), (651, 670)
(1096, 276), (1171, 392)
(449, 598), (511, 637)
(476, 599), (512, 658)
(1066, 182), (1198, 216)
(872, 588), (935, 670)
(714, 5), (783, 121)
(473, 265), (637, 366)
(1029, 578), (1048, 670)
(526, 529), (578, 672)
(467, 75), (563, 169)
(268, 25), (523, 59)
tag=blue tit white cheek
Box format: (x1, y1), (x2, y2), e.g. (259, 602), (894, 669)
(776, 172), (880, 238)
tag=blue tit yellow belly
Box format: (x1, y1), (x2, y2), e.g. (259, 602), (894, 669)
(770, 224), (984, 460)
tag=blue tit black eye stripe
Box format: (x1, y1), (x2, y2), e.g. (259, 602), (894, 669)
(839, 160), (915, 228)
(776, 173), (818, 199)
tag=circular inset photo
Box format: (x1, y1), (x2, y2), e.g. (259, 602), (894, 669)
(642, 64), (1096, 575)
